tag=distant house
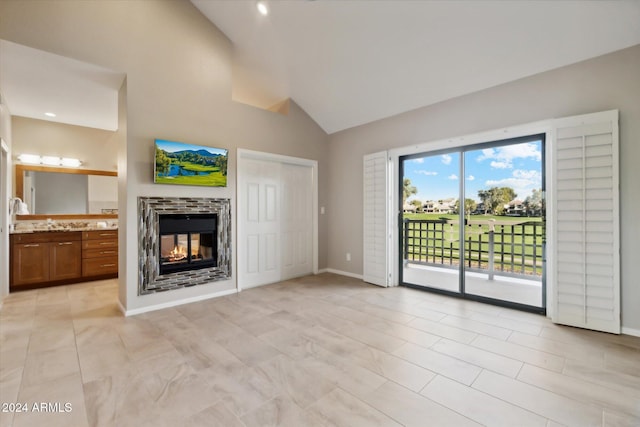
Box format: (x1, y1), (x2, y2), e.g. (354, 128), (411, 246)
(403, 203), (417, 213)
(505, 199), (525, 216)
(422, 199), (455, 214)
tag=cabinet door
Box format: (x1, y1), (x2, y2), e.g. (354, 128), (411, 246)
(12, 243), (50, 286)
(50, 241), (82, 281)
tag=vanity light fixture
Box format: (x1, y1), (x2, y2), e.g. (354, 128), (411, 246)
(257, 1), (268, 16)
(41, 155), (61, 166)
(60, 157), (82, 167)
(17, 153), (83, 167)
(17, 153), (41, 164)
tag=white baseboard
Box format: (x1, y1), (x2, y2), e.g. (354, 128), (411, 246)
(322, 268), (363, 280)
(119, 288), (238, 317)
(621, 326), (640, 337)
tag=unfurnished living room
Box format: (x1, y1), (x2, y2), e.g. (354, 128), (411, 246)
(0, 1), (639, 426)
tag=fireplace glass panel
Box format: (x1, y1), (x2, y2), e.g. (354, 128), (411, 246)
(191, 233), (215, 263)
(160, 234), (189, 266)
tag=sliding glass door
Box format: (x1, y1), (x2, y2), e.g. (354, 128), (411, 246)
(400, 135), (545, 312)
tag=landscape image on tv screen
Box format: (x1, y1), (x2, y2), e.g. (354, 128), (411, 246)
(154, 139), (228, 187)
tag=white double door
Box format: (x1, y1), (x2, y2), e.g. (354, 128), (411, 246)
(238, 154), (315, 289)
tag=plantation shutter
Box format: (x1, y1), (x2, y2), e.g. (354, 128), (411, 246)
(363, 151), (389, 287)
(551, 110), (620, 334)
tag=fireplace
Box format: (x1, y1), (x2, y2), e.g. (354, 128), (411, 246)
(138, 197), (231, 295)
(159, 214), (217, 274)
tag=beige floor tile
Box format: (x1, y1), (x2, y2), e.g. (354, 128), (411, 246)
(467, 310), (543, 335)
(432, 338), (523, 377)
(471, 334), (565, 372)
(14, 373), (88, 427)
(518, 363), (640, 418)
(562, 358), (640, 399)
(253, 354), (335, 409)
(22, 346), (80, 387)
(439, 314), (512, 340)
(603, 410), (640, 427)
(241, 394), (318, 427)
(77, 340), (130, 384)
(217, 331), (282, 366)
(472, 370), (603, 426)
(298, 345), (388, 398)
(307, 387), (402, 427)
(367, 318), (442, 348)
(186, 402), (246, 427)
(363, 380), (480, 427)
(422, 375), (548, 427)
(352, 346), (436, 392)
(408, 316), (478, 343)
(3, 273), (639, 426)
(509, 331), (606, 364)
(392, 341), (482, 385)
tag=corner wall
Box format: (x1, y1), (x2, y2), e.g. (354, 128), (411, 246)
(327, 45), (640, 332)
(0, 0), (329, 312)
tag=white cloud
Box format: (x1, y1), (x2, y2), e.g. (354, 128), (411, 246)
(477, 142), (541, 169)
(467, 175), (475, 181)
(441, 154), (452, 165)
(448, 174), (458, 180)
(490, 161), (511, 169)
(411, 158), (424, 164)
(513, 169), (541, 180)
(416, 170), (438, 176)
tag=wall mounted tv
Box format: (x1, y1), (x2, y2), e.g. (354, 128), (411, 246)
(154, 139), (228, 187)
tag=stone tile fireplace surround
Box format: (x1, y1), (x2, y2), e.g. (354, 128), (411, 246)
(138, 197), (231, 295)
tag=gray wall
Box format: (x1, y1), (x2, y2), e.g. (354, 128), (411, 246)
(0, 0), (329, 311)
(328, 45), (640, 331)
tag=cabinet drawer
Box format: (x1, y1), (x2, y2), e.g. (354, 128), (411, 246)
(12, 231), (81, 244)
(83, 230), (118, 240)
(82, 239), (118, 250)
(83, 247), (118, 259)
(83, 257), (118, 276)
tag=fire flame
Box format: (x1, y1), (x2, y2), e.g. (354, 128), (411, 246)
(169, 245), (187, 261)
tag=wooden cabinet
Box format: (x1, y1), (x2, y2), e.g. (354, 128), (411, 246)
(10, 232), (82, 289)
(82, 230), (118, 277)
(10, 229), (118, 290)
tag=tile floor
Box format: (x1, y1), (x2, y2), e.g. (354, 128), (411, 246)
(1, 273), (639, 426)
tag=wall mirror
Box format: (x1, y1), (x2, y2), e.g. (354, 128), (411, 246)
(15, 164), (117, 219)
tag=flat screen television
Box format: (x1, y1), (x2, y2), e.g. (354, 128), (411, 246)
(154, 139), (228, 187)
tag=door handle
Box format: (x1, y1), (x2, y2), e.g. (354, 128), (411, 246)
(58, 242), (73, 245)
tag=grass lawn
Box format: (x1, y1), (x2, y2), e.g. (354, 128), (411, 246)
(155, 161), (227, 186)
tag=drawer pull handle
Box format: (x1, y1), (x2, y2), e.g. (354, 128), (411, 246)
(101, 250), (116, 254)
(23, 244), (40, 247)
(58, 242), (73, 245)
(99, 233), (115, 237)
(99, 242), (113, 245)
(102, 264), (116, 267)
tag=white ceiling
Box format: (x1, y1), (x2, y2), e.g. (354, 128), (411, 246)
(0, 40), (124, 131)
(193, 0), (640, 134)
(1, 2), (638, 135)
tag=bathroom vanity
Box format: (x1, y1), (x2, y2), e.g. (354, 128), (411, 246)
(10, 228), (118, 290)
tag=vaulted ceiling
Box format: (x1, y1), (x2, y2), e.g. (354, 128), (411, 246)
(193, 0), (640, 134)
(1, 1), (639, 134)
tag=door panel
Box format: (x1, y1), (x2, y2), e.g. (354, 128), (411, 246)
(281, 163), (313, 280)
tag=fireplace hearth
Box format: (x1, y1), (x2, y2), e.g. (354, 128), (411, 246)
(138, 197), (231, 295)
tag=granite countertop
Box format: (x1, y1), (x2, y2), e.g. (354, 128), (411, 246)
(10, 224), (118, 234)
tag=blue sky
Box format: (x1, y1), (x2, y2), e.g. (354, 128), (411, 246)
(403, 141), (542, 203)
(155, 139), (227, 156)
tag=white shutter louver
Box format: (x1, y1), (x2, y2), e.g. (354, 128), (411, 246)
(363, 151), (389, 287)
(552, 110), (620, 333)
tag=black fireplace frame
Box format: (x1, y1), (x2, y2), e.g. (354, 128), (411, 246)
(159, 213), (218, 275)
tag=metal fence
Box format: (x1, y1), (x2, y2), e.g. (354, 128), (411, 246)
(403, 218), (544, 278)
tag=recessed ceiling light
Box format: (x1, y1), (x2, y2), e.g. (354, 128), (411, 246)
(257, 1), (268, 16)
(44, 112), (56, 117)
